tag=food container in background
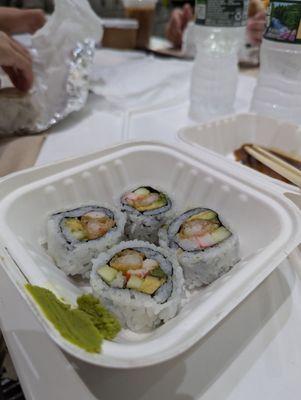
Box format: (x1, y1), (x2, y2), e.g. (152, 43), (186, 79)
(122, 0), (157, 49)
(101, 18), (138, 50)
(178, 113), (301, 189)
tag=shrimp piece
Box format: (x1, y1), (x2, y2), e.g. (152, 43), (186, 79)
(81, 214), (116, 240)
(179, 220), (218, 239)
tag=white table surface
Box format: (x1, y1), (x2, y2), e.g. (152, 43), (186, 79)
(1, 50), (301, 400)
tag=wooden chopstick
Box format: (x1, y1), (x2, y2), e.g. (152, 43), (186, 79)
(244, 144), (301, 187)
(252, 145), (301, 175)
(269, 146), (301, 164)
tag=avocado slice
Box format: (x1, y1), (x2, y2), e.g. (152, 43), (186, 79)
(126, 275), (143, 290)
(210, 227), (231, 244)
(140, 276), (165, 295)
(64, 218), (87, 240)
(149, 267), (167, 279)
(97, 265), (117, 284)
(187, 210), (218, 222)
(135, 194), (167, 212)
(134, 187), (150, 196)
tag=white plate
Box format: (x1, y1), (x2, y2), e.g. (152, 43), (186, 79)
(178, 112), (301, 191)
(0, 141), (301, 368)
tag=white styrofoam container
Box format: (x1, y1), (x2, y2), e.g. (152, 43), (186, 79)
(178, 113), (301, 191)
(0, 140), (301, 368)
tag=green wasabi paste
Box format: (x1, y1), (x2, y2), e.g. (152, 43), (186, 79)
(25, 285), (121, 354)
(77, 294), (121, 340)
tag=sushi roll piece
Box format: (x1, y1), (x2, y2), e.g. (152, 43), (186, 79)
(159, 208), (240, 288)
(90, 240), (184, 332)
(47, 205), (126, 276)
(120, 186), (173, 244)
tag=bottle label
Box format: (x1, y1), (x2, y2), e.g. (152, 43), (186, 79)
(195, 0), (249, 27)
(264, 0), (301, 43)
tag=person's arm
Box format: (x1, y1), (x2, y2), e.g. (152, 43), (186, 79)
(247, 11), (266, 45)
(246, 0), (266, 45)
(0, 7), (46, 35)
(167, 0), (266, 49)
(0, 31), (33, 91)
(165, 4), (193, 48)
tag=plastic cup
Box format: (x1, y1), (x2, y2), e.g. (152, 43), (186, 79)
(102, 19), (138, 49)
(122, 0), (158, 49)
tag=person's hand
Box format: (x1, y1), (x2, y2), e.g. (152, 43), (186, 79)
(0, 7), (46, 35)
(166, 4), (193, 48)
(247, 0), (266, 46)
(17, 9), (46, 34)
(247, 11), (266, 46)
(0, 32), (33, 92)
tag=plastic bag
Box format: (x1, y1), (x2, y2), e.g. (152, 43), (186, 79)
(0, 0), (102, 136)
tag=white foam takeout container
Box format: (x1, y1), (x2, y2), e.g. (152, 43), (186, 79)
(0, 140), (301, 368)
(178, 113), (301, 191)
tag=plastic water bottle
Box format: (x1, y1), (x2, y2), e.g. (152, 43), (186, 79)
(189, 0), (249, 121)
(251, 0), (301, 124)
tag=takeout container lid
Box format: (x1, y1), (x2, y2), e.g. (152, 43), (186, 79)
(0, 140), (301, 368)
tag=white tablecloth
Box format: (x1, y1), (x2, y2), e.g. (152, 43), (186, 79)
(1, 49), (301, 400)
(36, 49), (256, 165)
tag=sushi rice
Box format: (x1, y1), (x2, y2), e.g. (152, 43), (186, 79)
(159, 208), (240, 288)
(90, 240), (184, 332)
(47, 205), (126, 277)
(120, 186), (174, 244)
